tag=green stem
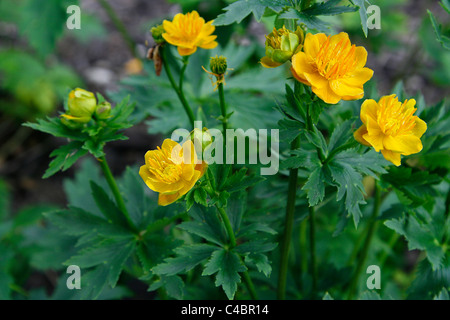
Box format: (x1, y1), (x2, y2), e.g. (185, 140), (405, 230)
(97, 0), (136, 58)
(161, 47), (195, 128)
(216, 205), (258, 299)
(299, 220), (308, 274)
(216, 206), (236, 248)
(242, 269), (258, 300)
(99, 156), (137, 233)
(347, 183), (382, 299)
(309, 206), (317, 297)
(179, 56), (189, 92)
(378, 232), (400, 268)
(218, 82), (227, 134)
(277, 136), (301, 300)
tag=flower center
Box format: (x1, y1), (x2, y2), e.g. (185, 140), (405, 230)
(315, 37), (357, 80)
(147, 147), (183, 183)
(377, 96), (417, 136)
(174, 13), (203, 43)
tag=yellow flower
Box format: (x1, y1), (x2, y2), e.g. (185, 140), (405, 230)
(291, 32), (373, 104)
(260, 26), (304, 68)
(162, 11), (218, 56)
(354, 95), (427, 166)
(139, 139), (207, 206)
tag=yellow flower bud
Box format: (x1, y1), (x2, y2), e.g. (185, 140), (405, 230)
(66, 88), (97, 123)
(260, 26), (304, 68)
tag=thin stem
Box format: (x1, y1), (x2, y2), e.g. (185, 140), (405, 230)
(99, 156), (137, 233)
(218, 82), (227, 134)
(299, 220), (308, 274)
(277, 136), (301, 300)
(216, 206), (237, 248)
(347, 183), (382, 299)
(161, 47), (195, 128)
(378, 232), (400, 268)
(309, 206), (318, 297)
(242, 269), (258, 300)
(179, 56), (189, 92)
(97, 0), (136, 58)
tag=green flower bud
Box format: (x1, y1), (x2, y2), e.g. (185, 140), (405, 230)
(209, 55), (227, 75)
(67, 88), (97, 120)
(260, 26), (304, 68)
(95, 101), (112, 120)
(151, 24), (165, 44)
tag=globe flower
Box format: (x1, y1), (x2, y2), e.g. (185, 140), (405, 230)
(260, 26), (304, 68)
(162, 11), (218, 56)
(291, 32), (373, 104)
(139, 139), (208, 206)
(354, 95), (427, 166)
(61, 88), (97, 124)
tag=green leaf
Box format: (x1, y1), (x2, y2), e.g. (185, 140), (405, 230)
(434, 288), (449, 300)
(327, 159), (365, 226)
(234, 240), (278, 255)
(304, 125), (328, 157)
(245, 253), (272, 277)
(303, 0), (358, 16)
(43, 141), (88, 178)
(202, 248), (247, 300)
(279, 8), (329, 32)
(23, 117), (88, 141)
(213, 0), (288, 25)
(281, 148), (321, 170)
(385, 207), (446, 270)
(179, 205), (227, 246)
(302, 166), (326, 207)
(349, 0), (369, 37)
(66, 237), (136, 289)
(20, 0), (73, 56)
(194, 188), (208, 207)
(428, 10), (450, 50)
(148, 275), (184, 300)
(152, 244), (217, 276)
(90, 181), (127, 226)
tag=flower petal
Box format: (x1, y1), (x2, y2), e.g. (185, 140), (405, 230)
(311, 82), (341, 104)
(363, 132), (384, 152)
(178, 46), (197, 56)
(383, 135), (423, 155)
(354, 124), (371, 146)
(158, 192), (181, 206)
(360, 99), (379, 124)
(291, 52), (315, 77)
(330, 79), (364, 97)
(381, 149), (401, 166)
(412, 117), (427, 138)
(341, 68), (374, 87)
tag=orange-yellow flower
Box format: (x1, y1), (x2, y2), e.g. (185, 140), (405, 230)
(139, 139), (207, 206)
(354, 95), (427, 166)
(162, 11), (218, 56)
(291, 32), (373, 104)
